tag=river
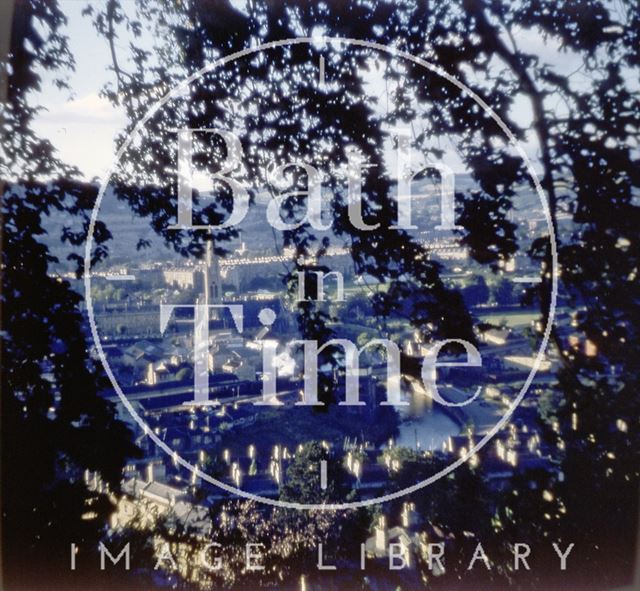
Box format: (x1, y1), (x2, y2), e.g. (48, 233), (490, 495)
(394, 391), (461, 451)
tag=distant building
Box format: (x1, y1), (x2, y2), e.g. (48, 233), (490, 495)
(364, 506), (445, 574)
(162, 268), (197, 289)
(503, 355), (552, 372)
(161, 241), (222, 307)
(146, 360), (192, 386)
(204, 240), (222, 307)
(481, 328), (511, 346)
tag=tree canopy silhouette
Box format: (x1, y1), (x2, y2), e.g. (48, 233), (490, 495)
(2, 0), (639, 589)
(87, 0), (640, 586)
(2, 1), (140, 588)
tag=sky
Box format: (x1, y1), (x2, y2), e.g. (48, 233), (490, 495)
(30, 0), (594, 183)
(32, 1), (127, 181)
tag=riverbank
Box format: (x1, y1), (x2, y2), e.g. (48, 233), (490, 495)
(407, 381), (504, 438)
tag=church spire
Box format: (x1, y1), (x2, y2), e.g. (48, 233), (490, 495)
(204, 239), (221, 308)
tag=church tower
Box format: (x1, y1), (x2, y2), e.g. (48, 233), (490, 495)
(203, 240), (222, 308)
